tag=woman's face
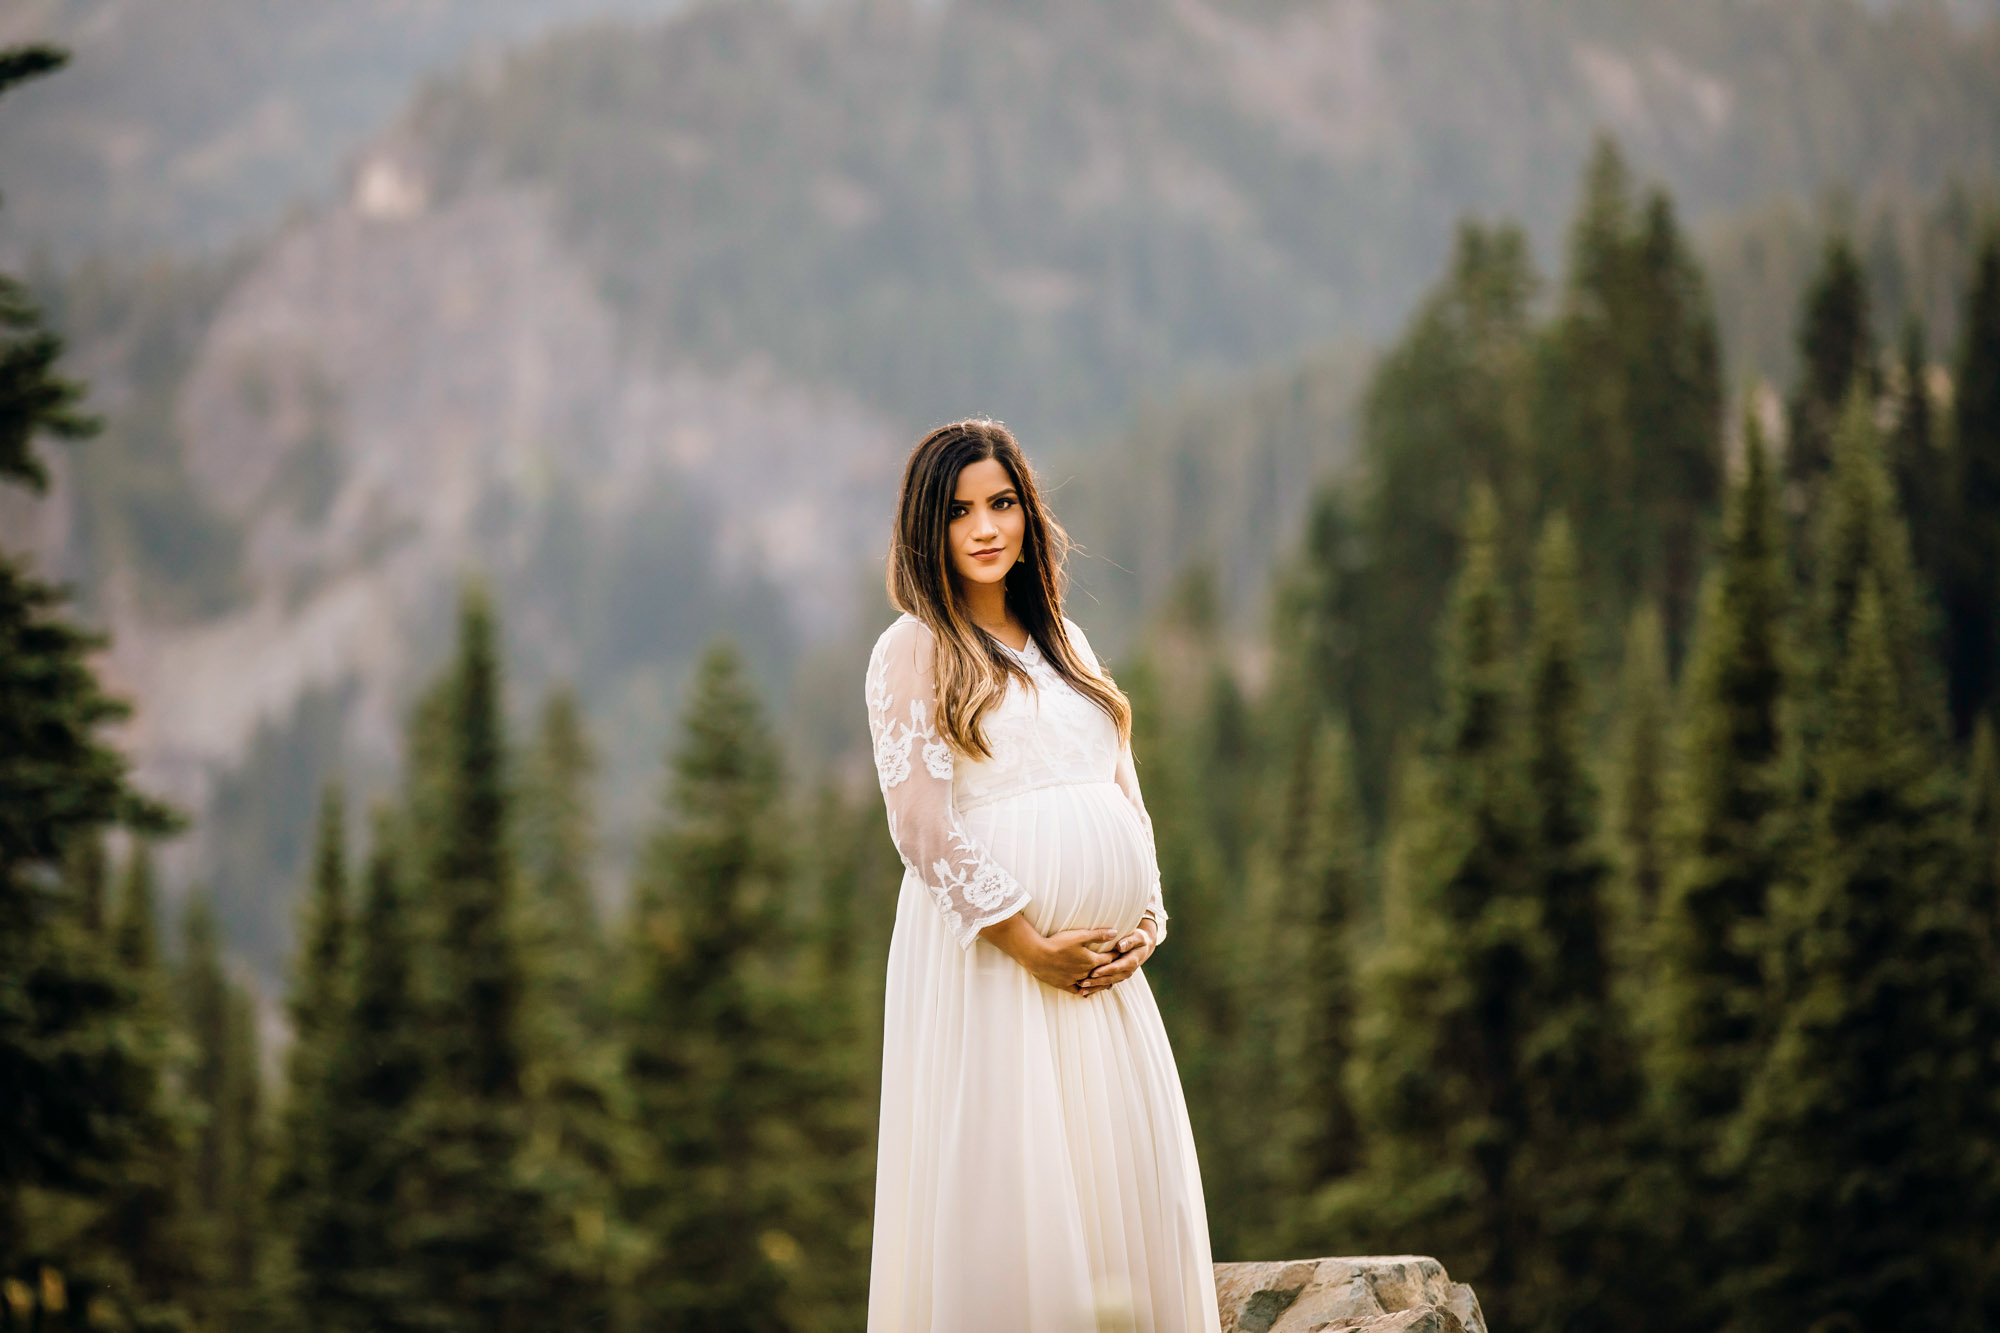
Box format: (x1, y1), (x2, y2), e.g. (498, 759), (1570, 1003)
(947, 457), (1027, 591)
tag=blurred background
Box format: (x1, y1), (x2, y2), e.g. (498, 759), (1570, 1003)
(3, 0), (1999, 1329)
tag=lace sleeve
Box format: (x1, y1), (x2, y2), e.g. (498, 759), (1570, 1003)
(1065, 619), (1169, 945)
(866, 617), (1031, 948)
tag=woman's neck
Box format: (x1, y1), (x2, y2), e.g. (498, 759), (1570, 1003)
(958, 579), (1026, 649)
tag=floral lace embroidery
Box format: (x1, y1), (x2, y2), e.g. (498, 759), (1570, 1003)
(866, 617), (1030, 947)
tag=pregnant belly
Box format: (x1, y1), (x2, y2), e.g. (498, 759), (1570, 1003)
(957, 781), (1155, 938)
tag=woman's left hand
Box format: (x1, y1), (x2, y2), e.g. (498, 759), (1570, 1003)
(1073, 923), (1155, 996)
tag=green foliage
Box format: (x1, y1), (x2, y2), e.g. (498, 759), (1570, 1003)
(1607, 603), (1671, 971)
(276, 786), (357, 1326)
(1264, 716), (1366, 1244)
(1805, 386), (1944, 751)
(1647, 424), (1792, 1114)
(1889, 318), (1952, 608)
(513, 688), (631, 1325)
(1971, 716), (2000, 960)
(1947, 230), (2000, 733)
(1727, 577), (2000, 1330)
(397, 587), (576, 1330)
(1786, 232), (1877, 498)
(1533, 140), (1723, 662)
(1332, 488), (1541, 1320)
(1309, 222), (1537, 818)
(177, 893), (276, 1330)
(311, 816), (428, 1333)
(618, 640), (812, 1330)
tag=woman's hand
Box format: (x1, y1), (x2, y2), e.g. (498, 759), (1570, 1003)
(980, 912), (1120, 991)
(1075, 922), (1156, 997)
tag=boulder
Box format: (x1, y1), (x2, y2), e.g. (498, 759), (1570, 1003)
(1213, 1257), (1487, 1333)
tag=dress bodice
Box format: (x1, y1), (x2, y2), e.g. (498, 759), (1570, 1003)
(950, 623), (1123, 813)
(864, 611), (1167, 949)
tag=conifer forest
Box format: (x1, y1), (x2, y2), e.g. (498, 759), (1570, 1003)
(5, 5), (2000, 1331)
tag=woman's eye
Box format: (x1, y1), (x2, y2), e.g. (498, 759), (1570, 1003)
(949, 505), (967, 519)
(994, 497), (1015, 510)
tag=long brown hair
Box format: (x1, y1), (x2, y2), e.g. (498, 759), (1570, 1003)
(886, 418), (1132, 758)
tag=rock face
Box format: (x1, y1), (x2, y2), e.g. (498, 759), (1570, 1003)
(1214, 1257), (1486, 1333)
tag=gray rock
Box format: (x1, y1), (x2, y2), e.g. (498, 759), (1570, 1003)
(1214, 1256), (1487, 1333)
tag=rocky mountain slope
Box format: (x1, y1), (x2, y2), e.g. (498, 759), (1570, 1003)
(9, 0), (1997, 970)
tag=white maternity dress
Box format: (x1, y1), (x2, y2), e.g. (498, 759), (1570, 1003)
(864, 612), (1222, 1333)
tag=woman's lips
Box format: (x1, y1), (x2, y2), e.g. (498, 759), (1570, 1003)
(972, 547), (1005, 560)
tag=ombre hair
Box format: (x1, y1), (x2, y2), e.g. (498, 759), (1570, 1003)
(887, 418), (1132, 759)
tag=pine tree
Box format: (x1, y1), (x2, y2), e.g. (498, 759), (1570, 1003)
(1513, 515), (1645, 1331)
(787, 781), (896, 1330)
(1786, 231), (1876, 499)
(1128, 565), (1271, 1255)
(514, 687), (626, 1325)
(1947, 229), (2000, 734)
(1607, 602), (1671, 972)
(1644, 422), (1794, 1328)
(1342, 220), (1537, 818)
(314, 813), (427, 1333)
(1806, 385), (1943, 753)
(1267, 716), (1366, 1237)
(1534, 140), (1722, 663)
(1889, 318), (1949, 607)
(0, 46), (185, 1324)
(278, 786), (355, 1326)
(178, 895), (274, 1331)
(401, 585), (564, 1330)
(1331, 487), (1535, 1323)
(619, 640), (808, 1331)
(94, 846), (207, 1331)
(178, 894), (233, 1277)
(1970, 715), (2000, 961)
(1728, 577), (2000, 1330)
(0, 47), (96, 497)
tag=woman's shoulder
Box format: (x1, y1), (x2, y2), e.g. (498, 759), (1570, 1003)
(869, 611), (935, 673)
(1057, 614), (1101, 668)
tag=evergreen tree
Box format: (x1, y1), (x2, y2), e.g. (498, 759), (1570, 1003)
(1511, 516), (1647, 1330)
(1607, 602), (1671, 970)
(1970, 715), (2000, 961)
(1128, 565), (1270, 1255)
(1643, 423), (1794, 1328)
(1888, 318), (1949, 607)
(514, 687), (626, 1325)
(1786, 230), (1876, 499)
(1728, 578), (2000, 1330)
(92, 846), (207, 1331)
(787, 781), (896, 1331)
(1534, 140), (1723, 663)
(1331, 487), (1536, 1323)
(1806, 386), (1943, 752)
(178, 895), (274, 1331)
(313, 814), (427, 1333)
(278, 786), (355, 1326)
(1267, 715), (1366, 1240)
(1340, 220), (1537, 817)
(0, 47), (97, 496)
(0, 49), (186, 1325)
(178, 894), (233, 1276)
(1947, 230), (2000, 734)
(619, 640), (808, 1330)
(401, 585), (564, 1330)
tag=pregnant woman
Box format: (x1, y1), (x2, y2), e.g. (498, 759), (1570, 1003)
(865, 419), (1222, 1333)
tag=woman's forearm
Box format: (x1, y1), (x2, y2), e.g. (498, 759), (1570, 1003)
(979, 908), (1046, 968)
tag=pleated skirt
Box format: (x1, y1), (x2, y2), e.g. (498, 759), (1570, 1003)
(867, 780), (1222, 1333)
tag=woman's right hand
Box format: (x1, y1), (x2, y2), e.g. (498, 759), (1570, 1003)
(980, 913), (1118, 991)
